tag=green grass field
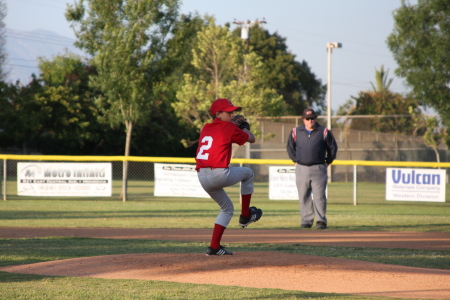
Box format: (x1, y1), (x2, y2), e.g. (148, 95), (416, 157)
(1, 182), (449, 299)
(1, 181), (449, 231)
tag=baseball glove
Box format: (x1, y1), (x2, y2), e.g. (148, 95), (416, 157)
(231, 115), (251, 130)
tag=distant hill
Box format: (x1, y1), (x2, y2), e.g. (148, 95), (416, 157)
(5, 28), (86, 85)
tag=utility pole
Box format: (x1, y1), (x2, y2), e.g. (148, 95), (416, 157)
(232, 18), (267, 79)
(233, 18), (267, 49)
(232, 18), (266, 160)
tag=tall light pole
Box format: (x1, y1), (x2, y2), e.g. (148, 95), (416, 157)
(326, 42), (342, 130)
(326, 42), (341, 184)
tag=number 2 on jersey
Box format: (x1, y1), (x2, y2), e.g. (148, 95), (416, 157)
(196, 136), (213, 160)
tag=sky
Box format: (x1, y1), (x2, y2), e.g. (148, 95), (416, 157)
(4, 0), (418, 112)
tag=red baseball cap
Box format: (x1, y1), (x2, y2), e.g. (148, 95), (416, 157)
(210, 98), (242, 115)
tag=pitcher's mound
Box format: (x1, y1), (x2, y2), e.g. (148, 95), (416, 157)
(2, 252), (449, 299)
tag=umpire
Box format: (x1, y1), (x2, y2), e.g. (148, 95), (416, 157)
(286, 108), (338, 229)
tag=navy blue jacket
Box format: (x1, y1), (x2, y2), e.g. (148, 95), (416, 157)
(286, 122), (338, 166)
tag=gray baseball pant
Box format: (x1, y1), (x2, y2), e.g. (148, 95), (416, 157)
(197, 167), (254, 227)
(295, 164), (328, 225)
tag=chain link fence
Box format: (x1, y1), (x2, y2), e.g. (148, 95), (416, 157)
(1, 156), (448, 204)
(250, 116), (449, 162)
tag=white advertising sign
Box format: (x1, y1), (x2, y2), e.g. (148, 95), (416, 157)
(386, 168), (446, 202)
(17, 163), (112, 197)
(154, 163), (209, 198)
(269, 166), (297, 200)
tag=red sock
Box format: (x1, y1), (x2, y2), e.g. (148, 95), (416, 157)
(241, 194), (252, 217)
(210, 224), (226, 249)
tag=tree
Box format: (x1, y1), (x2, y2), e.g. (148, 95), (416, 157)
(409, 106), (447, 163)
(0, 77), (45, 153)
(163, 13), (210, 94)
(38, 52), (93, 89)
(32, 53), (101, 154)
(66, 0), (179, 201)
(370, 65), (393, 92)
(338, 66), (420, 134)
(233, 25), (327, 115)
(0, 0), (7, 80)
(173, 20), (285, 143)
(0, 53), (102, 155)
(387, 0), (450, 128)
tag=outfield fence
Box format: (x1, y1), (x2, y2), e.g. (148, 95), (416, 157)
(1, 155), (449, 204)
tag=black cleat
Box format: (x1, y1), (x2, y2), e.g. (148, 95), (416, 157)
(239, 206), (263, 227)
(206, 245), (233, 256)
(316, 221), (327, 229)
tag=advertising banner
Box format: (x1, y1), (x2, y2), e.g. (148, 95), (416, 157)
(386, 168), (446, 202)
(269, 166), (297, 200)
(17, 162), (112, 197)
(154, 163), (209, 198)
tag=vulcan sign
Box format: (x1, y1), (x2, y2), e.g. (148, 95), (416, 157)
(386, 168), (446, 202)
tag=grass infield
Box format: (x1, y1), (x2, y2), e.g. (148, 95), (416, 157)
(0, 194), (448, 231)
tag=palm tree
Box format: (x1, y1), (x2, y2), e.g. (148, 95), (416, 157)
(370, 65), (393, 93)
(337, 65), (419, 134)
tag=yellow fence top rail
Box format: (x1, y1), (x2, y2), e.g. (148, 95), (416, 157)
(0, 155), (449, 168)
(0, 155), (194, 163)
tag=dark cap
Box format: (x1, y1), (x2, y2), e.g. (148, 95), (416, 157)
(302, 108), (317, 119)
(210, 98), (242, 115)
